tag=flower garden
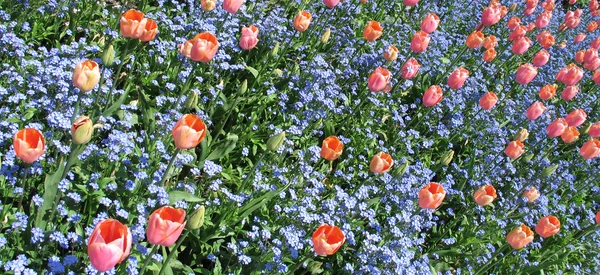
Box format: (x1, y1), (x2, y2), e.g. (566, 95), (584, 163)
(1, 0), (600, 274)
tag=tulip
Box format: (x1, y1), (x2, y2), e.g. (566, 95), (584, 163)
(592, 0), (599, 12)
(473, 185), (497, 206)
(535, 11), (552, 29)
(581, 139), (600, 159)
(575, 50), (585, 63)
(323, 0), (340, 8)
(479, 92), (498, 110)
(120, 9), (147, 39)
(172, 114), (207, 150)
(293, 11), (312, 32)
(535, 216), (560, 238)
(512, 37), (531, 55)
(13, 128), (45, 163)
(239, 25), (259, 50)
(267, 131), (286, 151)
(592, 37), (600, 49)
(506, 224), (534, 249)
(422, 85), (443, 107)
(546, 118), (568, 138)
(523, 187), (540, 203)
(536, 30), (554, 49)
(147, 206), (186, 247)
(420, 13), (440, 33)
(447, 68), (469, 89)
(363, 21), (383, 42)
(186, 206), (205, 230)
(524, 7), (535, 16)
(367, 67), (391, 92)
(139, 19), (158, 42)
(596, 212), (600, 226)
(383, 45), (399, 61)
(401, 58), (420, 79)
(507, 16), (520, 30)
(589, 22), (599, 32)
(88, 219), (132, 272)
(565, 109), (587, 127)
(532, 50), (549, 67)
(538, 84), (556, 100)
(481, 6), (501, 26)
(223, 0), (244, 13)
(404, 0), (420, 6)
(505, 140), (525, 159)
(561, 85), (579, 101)
(201, 0), (216, 11)
(482, 35), (497, 49)
(179, 32), (219, 63)
(509, 26), (527, 42)
(410, 31), (430, 53)
(483, 48), (497, 62)
(584, 57), (600, 71)
(556, 63), (583, 86)
(561, 126), (580, 144)
(312, 224), (345, 256)
(526, 101), (546, 120)
(589, 122), (600, 137)
(514, 129), (529, 142)
(369, 152), (393, 174)
(72, 60), (100, 93)
(594, 70), (600, 85)
(574, 33), (586, 44)
(72, 116), (94, 145)
(320, 136), (344, 161)
(515, 63), (537, 85)
(563, 10), (581, 29)
(101, 44), (115, 67)
(466, 31), (484, 49)
(418, 182), (446, 209)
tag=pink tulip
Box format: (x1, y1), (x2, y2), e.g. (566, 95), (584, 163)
(479, 92), (498, 110)
(481, 6), (502, 26)
(505, 141), (525, 159)
(565, 109), (587, 127)
(447, 68), (469, 89)
(526, 101), (546, 120)
(323, 0), (340, 8)
(580, 139), (600, 159)
(239, 25), (259, 50)
(584, 58), (600, 71)
(509, 25), (527, 42)
(404, 0), (420, 6)
(588, 122), (600, 137)
(147, 206), (186, 247)
(512, 37), (531, 55)
(592, 37), (600, 49)
(411, 31), (430, 53)
(547, 118), (568, 138)
(223, 0), (244, 13)
(574, 33), (586, 43)
(401, 58), (420, 79)
(368, 67), (391, 92)
(535, 11), (552, 29)
(88, 219), (132, 272)
(423, 85), (443, 107)
(515, 63), (537, 85)
(420, 13), (440, 33)
(532, 50), (550, 67)
(561, 85), (579, 101)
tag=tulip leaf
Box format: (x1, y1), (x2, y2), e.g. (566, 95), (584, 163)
(168, 190), (203, 204)
(35, 158), (66, 229)
(246, 66), (259, 78)
(440, 57), (450, 64)
(102, 85), (132, 117)
(205, 133), (238, 161)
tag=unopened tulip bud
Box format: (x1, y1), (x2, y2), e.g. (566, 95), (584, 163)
(514, 129), (529, 142)
(184, 92), (199, 111)
(542, 164), (558, 177)
(581, 123), (591, 135)
(509, 3), (518, 12)
(239, 79), (248, 94)
(440, 150), (454, 166)
(101, 44), (115, 66)
(393, 161), (409, 176)
(321, 28), (331, 43)
(271, 42), (280, 57)
(186, 205), (206, 230)
(267, 131), (286, 151)
(72, 116), (94, 145)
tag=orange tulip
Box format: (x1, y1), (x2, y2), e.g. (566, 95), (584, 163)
(506, 224), (534, 249)
(473, 185), (497, 206)
(479, 92), (498, 110)
(466, 31), (484, 49)
(507, 16), (521, 30)
(596, 211), (600, 226)
(369, 152), (393, 174)
(172, 114), (207, 150)
(560, 126), (580, 144)
(363, 21), (383, 42)
(535, 216), (560, 238)
(293, 11), (312, 32)
(588, 21), (598, 32)
(536, 30), (555, 49)
(505, 141), (524, 159)
(312, 224), (345, 256)
(120, 9), (147, 39)
(483, 48), (497, 62)
(88, 219), (132, 272)
(139, 19), (158, 42)
(13, 128), (45, 163)
(179, 32), (220, 63)
(72, 60), (100, 92)
(320, 136), (344, 161)
(418, 182), (446, 209)
(147, 206), (186, 247)
(522, 186), (540, 203)
(580, 138), (600, 159)
(538, 84), (557, 100)
(482, 35), (497, 49)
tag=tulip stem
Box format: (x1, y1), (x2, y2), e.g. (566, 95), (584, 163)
(158, 230), (190, 275)
(139, 244), (158, 275)
(71, 94), (81, 123)
(17, 165), (30, 211)
(474, 243), (509, 275)
(160, 149), (181, 188)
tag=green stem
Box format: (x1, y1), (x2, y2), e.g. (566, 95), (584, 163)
(46, 143), (81, 230)
(160, 149), (181, 188)
(17, 165), (30, 211)
(158, 230), (190, 275)
(239, 152), (267, 192)
(139, 244), (158, 275)
(474, 243), (509, 275)
(71, 94), (81, 123)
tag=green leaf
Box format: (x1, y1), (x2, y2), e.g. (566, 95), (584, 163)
(246, 66), (259, 78)
(168, 191), (203, 204)
(102, 85), (132, 117)
(35, 159), (66, 229)
(206, 133), (238, 161)
(440, 57), (450, 64)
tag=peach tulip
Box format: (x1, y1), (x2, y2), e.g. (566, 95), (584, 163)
(383, 45), (399, 61)
(363, 21), (383, 42)
(223, 0), (244, 13)
(239, 25), (259, 50)
(483, 48), (497, 62)
(147, 206), (186, 247)
(120, 9), (147, 39)
(420, 13), (440, 33)
(447, 68), (469, 89)
(320, 136), (344, 161)
(575, 50), (585, 63)
(418, 182), (446, 209)
(523, 187), (540, 203)
(561, 126), (580, 144)
(294, 11), (312, 32)
(505, 141), (525, 159)
(312, 224), (345, 256)
(179, 32), (220, 63)
(370, 152), (393, 174)
(13, 128), (45, 164)
(473, 185), (497, 206)
(526, 101), (546, 120)
(479, 92), (498, 110)
(201, 0), (216, 11)
(88, 219), (132, 272)
(482, 35), (497, 49)
(139, 19), (158, 42)
(581, 139), (600, 159)
(401, 58), (420, 79)
(507, 16), (520, 30)
(423, 85), (443, 107)
(368, 67), (391, 92)
(72, 60), (100, 93)
(172, 114), (207, 150)
(538, 84), (556, 100)
(547, 118), (568, 138)
(565, 109), (587, 127)
(515, 63), (537, 85)
(506, 224), (534, 249)
(466, 31), (484, 49)
(535, 216), (560, 238)
(411, 31), (430, 53)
